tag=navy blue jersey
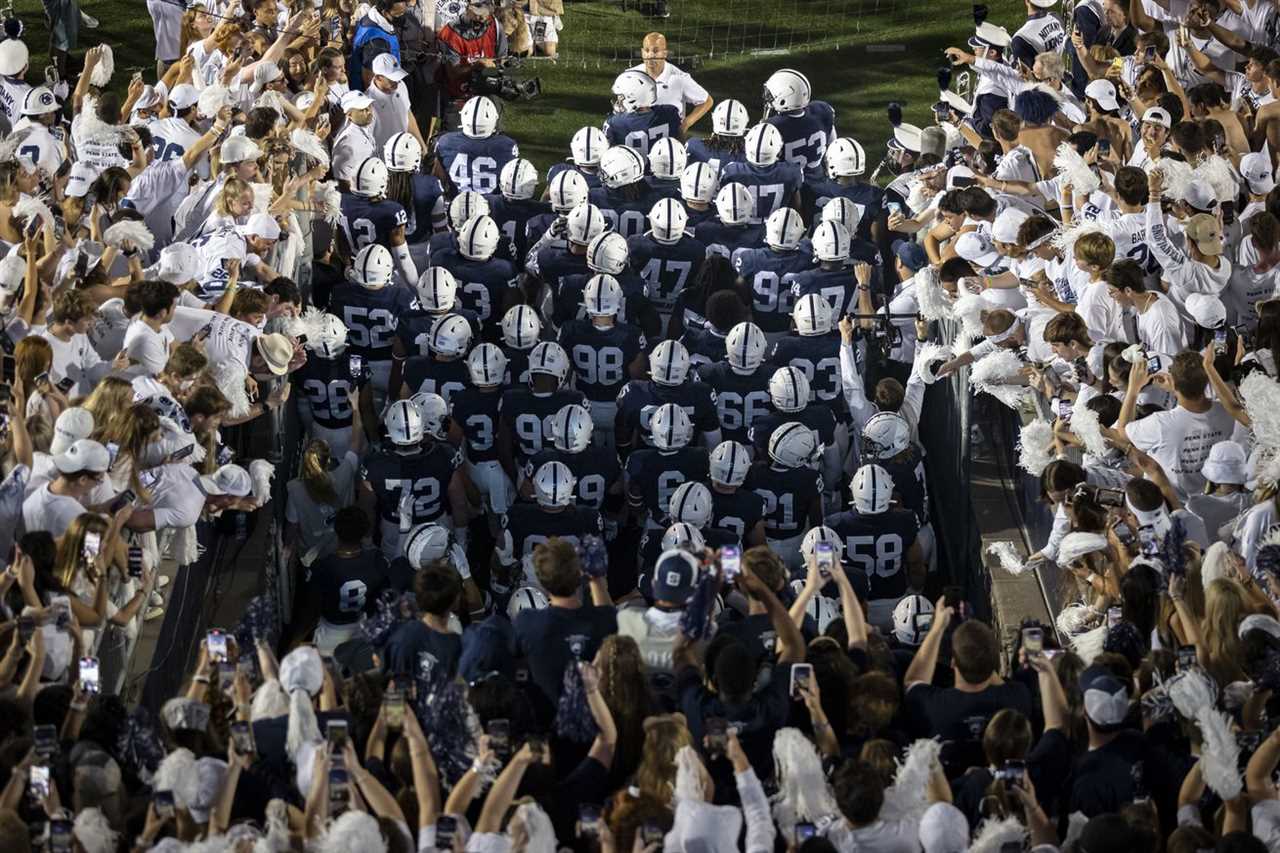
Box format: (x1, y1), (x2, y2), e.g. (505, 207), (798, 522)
(434, 131), (520, 194)
(710, 488), (766, 543)
(785, 265), (859, 316)
(524, 211), (560, 253)
(696, 361), (775, 443)
(876, 449), (930, 525)
(546, 161), (603, 191)
(525, 445), (621, 510)
(428, 249), (518, 326)
(501, 345), (534, 387)
(750, 407), (837, 458)
(800, 179), (884, 243)
(501, 388), (589, 459)
(452, 385), (503, 463)
(745, 462), (823, 538)
(484, 195), (551, 272)
(686, 137), (748, 176)
(602, 106), (682, 155)
(679, 326), (729, 370)
(402, 174), (447, 244)
(696, 218), (765, 261)
(502, 502), (604, 567)
(403, 356), (471, 405)
(329, 282), (416, 360)
(588, 186), (656, 239)
(530, 243), (589, 286)
(306, 547), (391, 625)
(554, 270), (654, 333)
(770, 332), (846, 419)
(765, 101), (837, 175)
(341, 193), (408, 250)
(292, 354), (364, 430)
(395, 307), (482, 358)
(628, 233), (708, 313)
(826, 507), (920, 601)
(558, 319), (647, 402)
(427, 230), (517, 267)
(731, 246), (813, 334)
(645, 177), (682, 201)
(625, 446), (710, 520)
(616, 379), (720, 447)
(718, 161), (804, 224)
(685, 207), (716, 232)
(362, 442), (463, 526)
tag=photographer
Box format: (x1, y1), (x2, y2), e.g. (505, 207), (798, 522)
(437, 0), (508, 112)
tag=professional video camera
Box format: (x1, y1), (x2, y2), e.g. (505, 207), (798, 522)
(470, 56), (541, 101)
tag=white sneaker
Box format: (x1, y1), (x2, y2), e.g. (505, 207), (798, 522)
(149, 591), (165, 607)
(80, 10), (99, 27)
(155, 575), (171, 589)
(144, 606), (165, 621)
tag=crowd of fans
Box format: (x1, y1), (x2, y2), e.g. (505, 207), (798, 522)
(6, 0), (1280, 850)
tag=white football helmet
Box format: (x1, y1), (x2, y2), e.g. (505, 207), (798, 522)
(765, 207), (805, 250)
(648, 198), (688, 245)
(745, 123), (783, 167)
(351, 244), (393, 288)
(811, 220), (851, 262)
(551, 403), (593, 452)
(851, 463), (895, 514)
(527, 341), (571, 385)
(668, 481), (713, 528)
(501, 304), (542, 350)
(549, 170), (589, 212)
(612, 69), (657, 112)
(712, 98), (750, 136)
(862, 411), (911, 460)
(649, 340), (690, 386)
(448, 191), (490, 231)
(566, 202), (607, 246)
(768, 422), (822, 468)
(726, 322), (767, 371)
(801, 525), (846, 561)
(793, 293), (834, 336)
(416, 267), (458, 312)
(429, 314), (472, 358)
(769, 366), (811, 412)
(458, 215), (500, 261)
(763, 69), (812, 113)
(533, 460), (577, 508)
(305, 312), (349, 359)
(662, 521), (706, 553)
(583, 274), (623, 317)
(499, 158), (538, 200)
(384, 399), (424, 446)
(715, 183), (755, 226)
(404, 523), (451, 569)
(649, 137), (688, 181)
(412, 392), (451, 440)
(893, 595), (935, 646)
(571, 126), (609, 166)
(587, 231), (629, 274)
(353, 156), (389, 198)
(651, 403), (694, 451)
(710, 440), (751, 487)
(826, 137), (867, 179)
(508, 585), (550, 619)
(459, 95), (500, 138)
(681, 162), (718, 205)
(467, 342), (508, 387)
(600, 145), (645, 189)
(383, 132), (423, 173)
(821, 198), (863, 237)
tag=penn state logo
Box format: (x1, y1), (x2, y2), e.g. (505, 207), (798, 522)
(566, 633), (588, 659)
(436, 0), (465, 25)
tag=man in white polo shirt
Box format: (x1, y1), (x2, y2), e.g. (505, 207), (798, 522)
(631, 32), (713, 134)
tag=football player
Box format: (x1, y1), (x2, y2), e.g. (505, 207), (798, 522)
(498, 304), (545, 387)
(428, 214), (520, 335)
(628, 198), (707, 334)
(615, 340), (721, 454)
(526, 201), (607, 306)
(802, 137), (883, 244)
(496, 460), (604, 586)
(687, 99), (751, 176)
(624, 403), (711, 530)
(589, 145), (657, 240)
(750, 366), (842, 505)
(772, 294), (849, 459)
(719, 123), (803, 224)
(697, 321), (774, 445)
(340, 156), (419, 286)
(696, 183), (766, 262)
(291, 311), (373, 462)
(679, 161), (720, 231)
(392, 267), (482, 365)
(453, 343), (515, 518)
(745, 422), (824, 568)
(523, 403), (622, 512)
(646, 137), (687, 201)
(603, 70), (681, 156)
(546, 126), (608, 191)
(400, 315), (473, 405)
(384, 133), (448, 273)
(526, 169), (591, 255)
(707, 440), (767, 547)
(761, 69), (837, 179)
(328, 243), (415, 412)
(433, 95), (520, 193)
(554, 231), (659, 340)
(785, 222), (866, 317)
(731, 207), (812, 344)
(497, 341), (588, 486)
(485, 159), (550, 273)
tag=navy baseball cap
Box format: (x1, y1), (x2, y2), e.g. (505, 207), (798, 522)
(652, 549), (700, 604)
(893, 239), (928, 272)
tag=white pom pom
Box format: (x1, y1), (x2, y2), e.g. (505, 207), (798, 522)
(251, 182), (273, 215)
(13, 196), (53, 228)
(1067, 402), (1111, 461)
(0, 127), (34, 163)
(316, 812), (387, 853)
(210, 363), (252, 419)
(952, 292), (991, 340)
(1167, 668), (1218, 719)
(674, 745), (709, 803)
(914, 341), (954, 386)
(78, 99), (125, 148)
(73, 807), (119, 853)
(290, 128), (330, 168)
(1017, 419), (1056, 476)
(1056, 603), (1099, 636)
(1067, 623), (1107, 664)
(882, 738), (944, 824)
(198, 84), (233, 119)
(1156, 157), (1195, 203)
(771, 728), (840, 830)
(90, 45), (114, 89)
(1053, 142), (1100, 196)
(1195, 154), (1239, 203)
(1196, 707), (1242, 800)
(153, 748), (197, 808)
(967, 816), (1026, 853)
(986, 541), (1028, 575)
(516, 802), (558, 853)
(970, 350), (1033, 409)
(249, 459), (275, 506)
(103, 220), (156, 252)
(314, 181), (342, 224)
(1241, 371), (1280, 453)
(1050, 217), (1106, 254)
(915, 266), (954, 322)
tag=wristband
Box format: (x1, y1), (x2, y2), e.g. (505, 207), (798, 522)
(193, 675), (210, 685)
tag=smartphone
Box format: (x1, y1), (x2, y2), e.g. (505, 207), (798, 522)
(1056, 398), (1072, 421)
(0, 334), (13, 356)
(720, 545), (741, 580)
(384, 688), (405, 729)
(1177, 645), (1197, 671)
(1113, 520), (1136, 545)
(705, 716), (728, 754)
(154, 790), (176, 818)
(109, 489), (137, 514)
(33, 371), (49, 387)
(55, 376), (75, 394)
(79, 656), (100, 694)
(796, 822), (817, 842)
(1098, 138), (1111, 156)
(437, 815), (459, 849)
(526, 735), (547, 760)
(1, 356), (14, 383)
(1043, 649), (1064, 661)
(486, 718), (511, 756)
(790, 662), (814, 697)
(29, 764), (50, 800)
(18, 615), (35, 643)
(218, 661), (235, 693)
(230, 720), (256, 757)
(1215, 328), (1229, 354)
(54, 599), (70, 630)
(81, 531), (101, 565)
(328, 768), (349, 811)
(206, 628), (228, 662)
(1107, 606), (1123, 628)
(815, 541), (834, 579)
(326, 719), (349, 750)
(295, 334), (308, 346)
(1146, 354), (1163, 376)
(998, 759), (1026, 787)
(170, 443), (196, 462)
(1095, 487), (1126, 507)
(217, 446), (234, 465)
(943, 585), (968, 622)
(127, 546), (144, 579)
(641, 820), (664, 846)
(1144, 45), (1157, 61)
(105, 441), (119, 466)
(1138, 525), (1160, 555)
(348, 354), (364, 380)
(577, 804), (602, 839)
(1022, 627), (1043, 654)
(33, 724), (57, 760)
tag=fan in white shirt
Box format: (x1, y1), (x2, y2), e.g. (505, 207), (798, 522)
(1145, 172), (1233, 311)
(123, 280), (179, 377)
(332, 91), (377, 185)
(21, 438), (112, 538)
(34, 290), (118, 397)
(1104, 259), (1187, 358)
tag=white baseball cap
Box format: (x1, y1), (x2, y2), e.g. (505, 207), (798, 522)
(0, 40), (28, 77)
(238, 213), (281, 241)
(199, 464), (253, 496)
(220, 136), (261, 164)
(1185, 292), (1226, 328)
(1141, 106), (1172, 129)
(51, 408), (94, 456)
(955, 230), (1001, 268)
(992, 208), (1029, 244)
(371, 53), (407, 82)
(1201, 440), (1248, 486)
(134, 85), (162, 111)
(53, 439), (111, 475)
(21, 86), (59, 116)
(341, 90), (373, 111)
(158, 242), (201, 284)
(1084, 79), (1120, 112)
(65, 162), (99, 198)
(1182, 179), (1219, 212)
(169, 83), (200, 110)
(1241, 152), (1276, 194)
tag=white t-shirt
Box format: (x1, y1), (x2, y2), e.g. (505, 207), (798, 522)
(367, 82), (411, 153)
(22, 483), (87, 538)
(331, 121), (376, 184)
(123, 320), (174, 377)
(35, 329), (107, 397)
(173, 307), (258, 372)
(1124, 402), (1237, 497)
(146, 463), (206, 530)
(1075, 279), (1128, 343)
(1134, 293), (1186, 358)
(147, 116), (207, 178)
(628, 62), (709, 118)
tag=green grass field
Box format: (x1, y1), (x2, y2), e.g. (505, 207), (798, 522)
(22, 0), (1023, 172)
